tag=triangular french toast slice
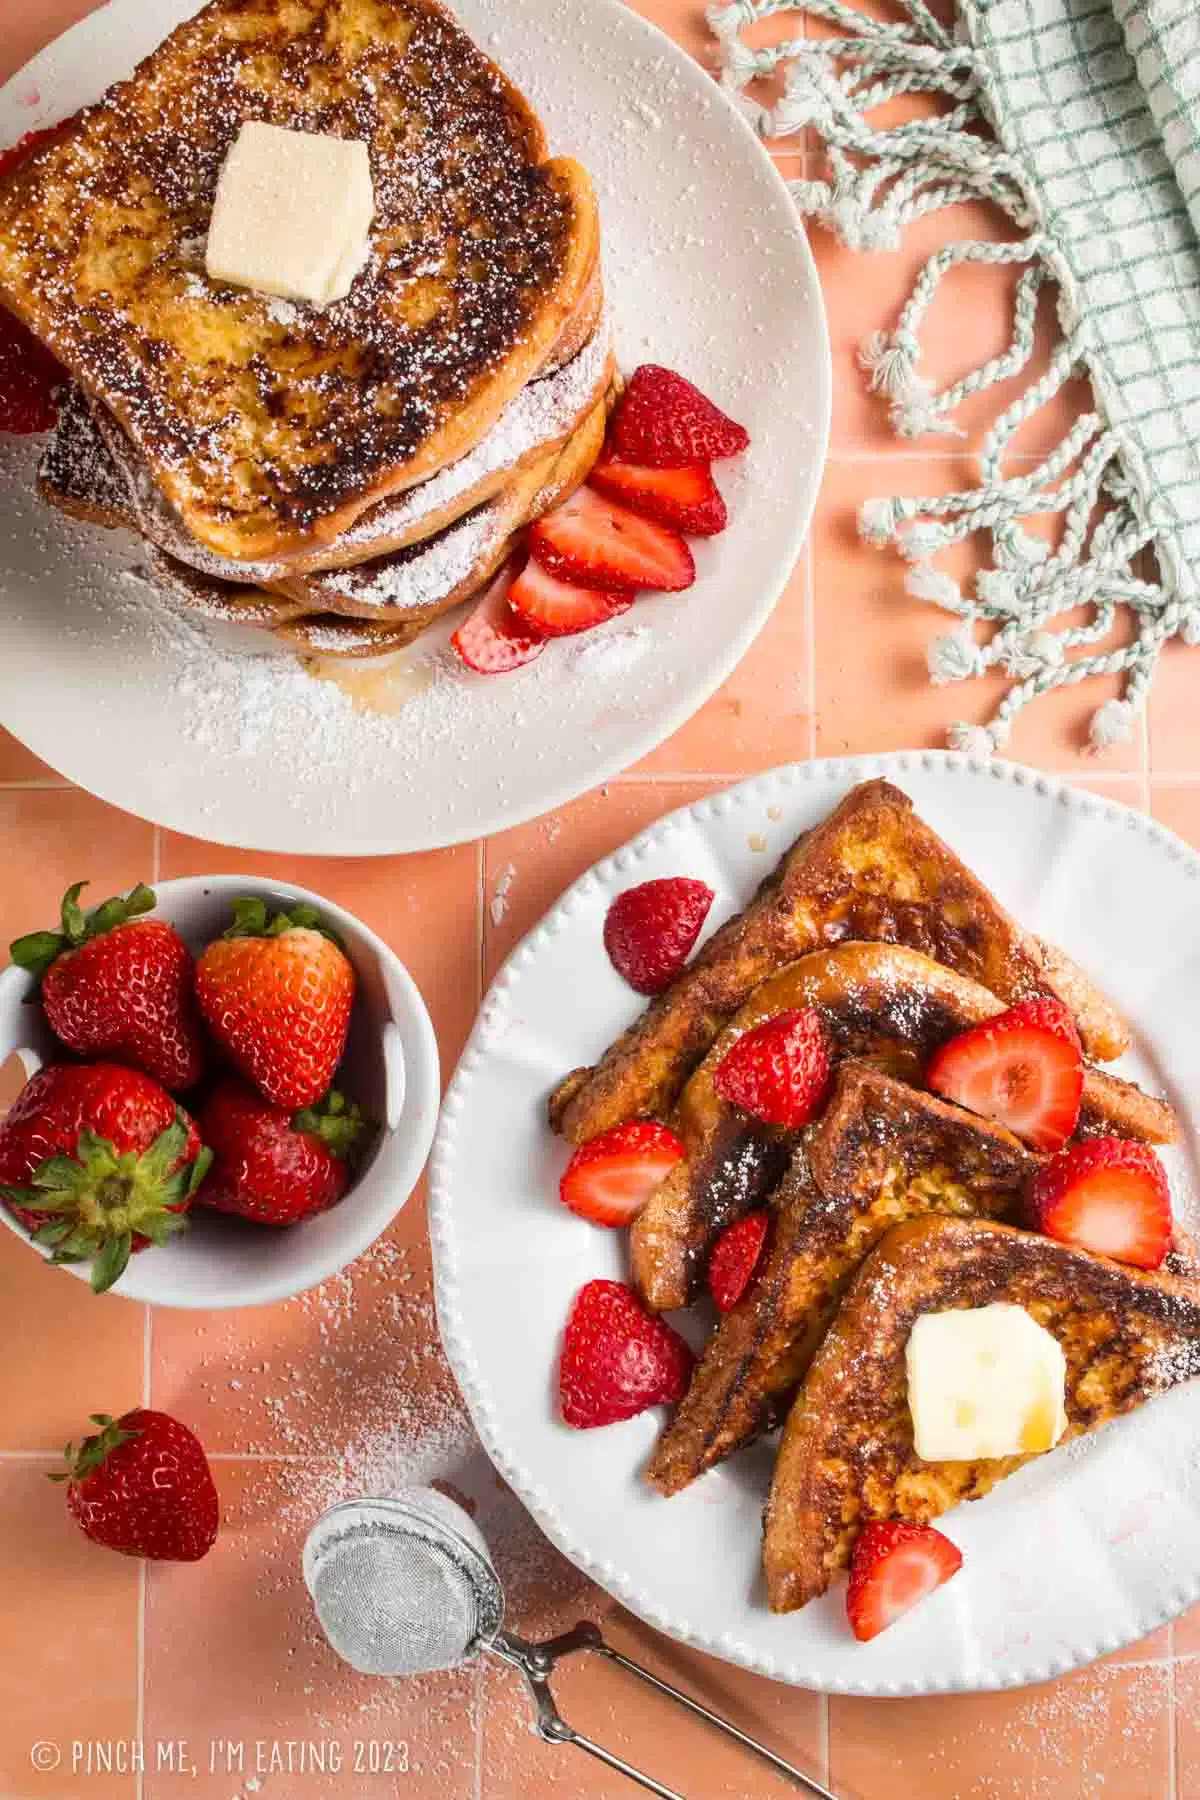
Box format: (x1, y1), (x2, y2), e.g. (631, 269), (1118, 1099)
(629, 944), (1175, 1311)
(551, 780), (1130, 1145)
(763, 1216), (1200, 1613)
(647, 1064), (1038, 1496)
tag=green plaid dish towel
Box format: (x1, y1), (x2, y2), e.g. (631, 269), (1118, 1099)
(712, 0), (1200, 753)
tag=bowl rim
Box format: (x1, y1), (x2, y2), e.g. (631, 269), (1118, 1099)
(0, 872), (440, 1309)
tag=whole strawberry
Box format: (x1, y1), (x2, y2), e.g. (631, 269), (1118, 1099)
(195, 897), (355, 1111)
(10, 881), (205, 1090)
(559, 1278), (693, 1428)
(197, 1077), (369, 1226)
(603, 877), (715, 996)
(0, 1063), (209, 1293)
(55, 1408), (218, 1562)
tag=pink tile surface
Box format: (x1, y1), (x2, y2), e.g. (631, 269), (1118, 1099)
(0, 1), (1196, 1797)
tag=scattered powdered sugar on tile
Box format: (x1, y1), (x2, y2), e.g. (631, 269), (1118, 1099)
(490, 862), (517, 926)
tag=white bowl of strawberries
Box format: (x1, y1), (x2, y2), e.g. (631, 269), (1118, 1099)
(0, 876), (439, 1308)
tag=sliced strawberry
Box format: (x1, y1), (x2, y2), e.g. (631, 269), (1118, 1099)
(559, 1120), (685, 1227)
(712, 1008), (832, 1128)
(1027, 1137), (1171, 1269)
(508, 557), (635, 638)
(611, 365), (750, 468)
(529, 486), (695, 593)
(926, 999), (1083, 1151)
(450, 563), (545, 673)
(708, 1209), (769, 1312)
(847, 1521), (963, 1642)
(559, 1278), (693, 1428)
(603, 877), (715, 996)
(589, 449), (727, 536)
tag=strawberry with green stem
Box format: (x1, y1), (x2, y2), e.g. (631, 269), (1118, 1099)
(197, 1077), (370, 1226)
(0, 1063), (210, 1293)
(10, 880), (205, 1090)
(196, 896), (355, 1111)
(54, 1408), (218, 1562)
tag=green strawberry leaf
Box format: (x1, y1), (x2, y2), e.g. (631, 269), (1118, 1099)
(91, 1234), (132, 1295)
(8, 929), (66, 976)
(60, 881), (88, 942)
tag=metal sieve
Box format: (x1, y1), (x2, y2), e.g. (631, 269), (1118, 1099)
(303, 1488), (840, 1800)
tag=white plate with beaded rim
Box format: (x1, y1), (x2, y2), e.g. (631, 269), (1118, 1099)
(0, 0), (828, 857)
(430, 753), (1200, 1695)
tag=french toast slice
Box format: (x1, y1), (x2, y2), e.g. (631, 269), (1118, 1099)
(629, 943), (1174, 1311)
(91, 306), (612, 582)
(0, 0), (598, 562)
(44, 385), (611, 652)
(646, 1066), (1041, 1497)
(763, 1216), (1200, 1612)
(550, 781), (1130, 1145)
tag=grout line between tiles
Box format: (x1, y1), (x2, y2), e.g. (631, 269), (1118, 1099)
(472, 1659), (485, 1800)
(804, 532), (817, 762)
(0, 779), (74, 791)
(1168, 1623), (1178, 1800)
(135, 1561), (146, 1800)
(818, 1691), (829, 1787)
(136, 1303), (151, 1800)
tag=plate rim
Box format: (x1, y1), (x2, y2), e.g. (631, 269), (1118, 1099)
(0, 0), (832, 858)
(428, 749), (1200, 1695)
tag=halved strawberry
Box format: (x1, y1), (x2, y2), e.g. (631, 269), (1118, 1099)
(611, 365), (750, 468)
(589, 449), (727, 536)
(847, 1522), (963, 1642)
(1027, 1137), (1171, 1269)
(559, 1278), (693, 1427)
(708, 1209), (769, 1312)
(925, 998), (1083, 1151)
(529, 486), (695, 593)
(603, 877), (715, 996)
(450, 563), (545, 673)
(508, 557), (635, 638)
(712, 1008), (832, 1128)
(559, 1120), (685, 1227)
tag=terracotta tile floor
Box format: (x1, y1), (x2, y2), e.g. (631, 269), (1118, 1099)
(0, 3), (1195, 1798)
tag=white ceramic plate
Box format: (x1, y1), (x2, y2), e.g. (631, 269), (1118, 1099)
(0, 0), (828, 856)
(430, 753), (1200, 1695)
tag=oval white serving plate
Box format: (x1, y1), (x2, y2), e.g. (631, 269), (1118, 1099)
(0, 0), (829, 856)
(430, 753), (1200, 1695)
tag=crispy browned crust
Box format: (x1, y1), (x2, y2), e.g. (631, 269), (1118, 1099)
(628, 942), (1174, 1312)
(763, 1216), (1200, 1613)
(646, 1068), (1036, 1497)
(550, 781), (1131, 1145)
(41, 380), (612, 655)
(0, 0), (597, 561)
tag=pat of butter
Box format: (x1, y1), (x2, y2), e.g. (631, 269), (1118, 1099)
(906, 1303), (1067, 1461)
(206, 121), (375, 308)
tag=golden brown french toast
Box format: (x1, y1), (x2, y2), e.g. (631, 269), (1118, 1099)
(647, 1067), (1039, 1497)
(763, 1216), (1200, 1612)
(42, 381), (611, 653)
(87, 301), (611, 581)
(0, 0), (598, 562)
(550, 781), (1130, 1145)
(629, 943), (1174, 1311)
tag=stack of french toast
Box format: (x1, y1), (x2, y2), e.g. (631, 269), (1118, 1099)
(0, 0), (608, 660)
(550, 780), (1200, 1634)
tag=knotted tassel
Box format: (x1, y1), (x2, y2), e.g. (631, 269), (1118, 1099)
(928, 625), (983, 685)
(1089, 697), (1136, 751)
